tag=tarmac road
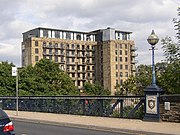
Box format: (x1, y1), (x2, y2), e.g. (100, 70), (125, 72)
(13, 120), (135, 135)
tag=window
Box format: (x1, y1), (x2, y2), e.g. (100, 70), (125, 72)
(55, 56), (58, 62)
(120, 72), (123, 77)
(49, 42), (53, 48)
(125, 57), (128, 62)
(125, 44), (128, 49)
(72, 73), (75, 77)
(120, 57), (122, 62)
(35, 56), (39, 61)
(120, 50), (122, 55)
(55, 49), (58, 55)
(72, 44), (75, 49)
(115, 57), (117, 62)
(61, 50), (64, 54)
(66, 32), (71, 40)
(72, 51), (75, 55)
(49, 56), (52, 61)
(115, 44), (118, 48)
(125, 72), (128, 77)
(49, 49), (52, 54)
(116, 80), (118, 85)
(43, 42), (46, 47)
(60, 43), (63, 48)
(120, 79), (123, 85)
(125, 65), (128, 70)
(35, 48), (38, 54)
(61, 57), (64, 62)
(72, 58), (75, 62)
(125, 50), (128, 55)
(35, 41), (38, 46)
(120, 64), (123, 69)
(116, 72), (118, 77)
(72, 66), (75, 70)
(120, 44), (122, 49)
(55, 43), (58, 48)
(116, 64), (118, 70)
(115, 50), (117, 55)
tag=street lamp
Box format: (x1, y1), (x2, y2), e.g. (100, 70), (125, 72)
(147, 30), (159, 86)
(143, 30), (163, 122)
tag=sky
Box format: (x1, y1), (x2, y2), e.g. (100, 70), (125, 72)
(0, 0), (179, 67)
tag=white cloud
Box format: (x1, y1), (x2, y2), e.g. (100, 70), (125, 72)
(0, 0), (179, 66)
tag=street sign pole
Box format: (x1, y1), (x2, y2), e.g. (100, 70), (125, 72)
(12, 67), (18, 116)
(16, 72), (18, 116)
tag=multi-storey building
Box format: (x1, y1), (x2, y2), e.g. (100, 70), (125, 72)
(22, 27), (136, 94)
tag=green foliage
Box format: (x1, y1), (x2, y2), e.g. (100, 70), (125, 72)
(157, 61), (180, 94)
(161, 37), (180, 63)
(19, 59), (79, 96)
(83, 81), (110, 95)
(115, 65), (152, 96)
(0, 61), (16, 96)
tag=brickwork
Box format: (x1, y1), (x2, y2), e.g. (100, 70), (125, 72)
(160, 95), (180, 123)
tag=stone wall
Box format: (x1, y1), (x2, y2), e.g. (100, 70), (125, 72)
(160, 95), (180, 123)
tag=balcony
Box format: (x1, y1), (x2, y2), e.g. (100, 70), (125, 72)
(131, 47), (138, 51)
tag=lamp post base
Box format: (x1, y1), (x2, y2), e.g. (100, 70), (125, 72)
(143, 85), (163, 122)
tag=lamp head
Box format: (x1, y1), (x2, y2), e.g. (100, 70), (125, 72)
(147, 30), (159, 46)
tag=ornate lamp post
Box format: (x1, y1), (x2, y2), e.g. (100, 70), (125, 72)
(147, 30), (159, 86)
(143, 30), (163, 122)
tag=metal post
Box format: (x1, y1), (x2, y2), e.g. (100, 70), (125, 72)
(152, 46), (156, 85)
(16, 71), (18, 116)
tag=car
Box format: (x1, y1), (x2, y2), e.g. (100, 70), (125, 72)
(0, 108), (15, 135)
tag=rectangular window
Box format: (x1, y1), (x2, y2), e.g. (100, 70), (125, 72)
(35, 41), (38, 46)
(61, 57), (64, 62)
(116, 80), (118, 85)
(125, 57), (128, 62)
(120, 50), (122, 55)
(35, 56), (39, 61)
(115, 44), (117, 48)
(72, 66), (75, 70)
(125, 44), (128, 49)
(120, 64), (123, 69)
(125, 50), (128, 55)
(116, 72), (118, 77)
(35, 48), (38, 54)
(72, 58), (75, 62)
(115, 50), (117, 55)
(72, 44), (75, 49)
(120, 72), (123, 77)
(120, 79), (123, 85)
(55, 56), (58, 62)
(115, 57), (117, 62)
(120, 57), (122, 62)
(125, 65), (128, 70)
(55, 49), (58, 55)
(116, 64), (118, 70)
(125, 72), (128, 77)
(120, 44), (122, 49)
(49, 56), (52, 61)
(49, 49), (52, 55)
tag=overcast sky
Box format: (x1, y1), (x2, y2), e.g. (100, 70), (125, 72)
(0, 0), (179, 66)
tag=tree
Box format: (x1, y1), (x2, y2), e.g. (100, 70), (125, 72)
(83, 81), (110, 95)
(0, 61), (16, 96)
(161, 36), (180, 63)
(19, 59), (79, 96)
(159, 7), (180, 94)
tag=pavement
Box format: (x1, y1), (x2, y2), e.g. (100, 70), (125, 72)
(5, 110), (180, 135)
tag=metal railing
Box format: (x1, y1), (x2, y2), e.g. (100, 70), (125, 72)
(0, 96), (145, 119)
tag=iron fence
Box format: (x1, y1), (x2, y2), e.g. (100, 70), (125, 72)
(0, 96), (145, 119)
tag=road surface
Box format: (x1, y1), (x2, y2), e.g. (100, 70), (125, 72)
(13, 120), (135, 135)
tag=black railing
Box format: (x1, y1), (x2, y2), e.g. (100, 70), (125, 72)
(0, 96), (144, 119)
